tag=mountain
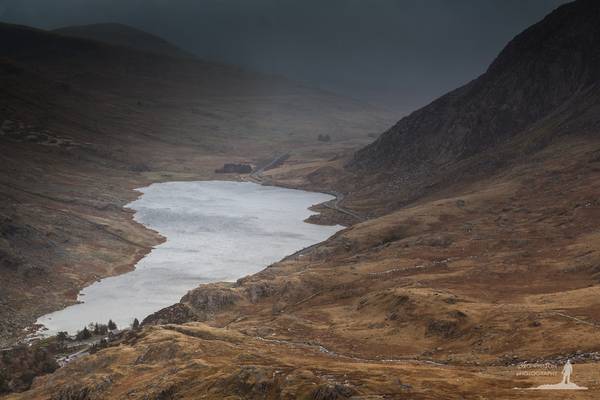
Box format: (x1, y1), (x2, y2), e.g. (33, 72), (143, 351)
(53, 23), (194, 58)
(347, 0), (600, 210)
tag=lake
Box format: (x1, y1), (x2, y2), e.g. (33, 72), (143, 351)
(36, 181), (341, 335)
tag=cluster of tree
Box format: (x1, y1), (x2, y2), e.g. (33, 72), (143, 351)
(74, 319), (119, 341)
(56, 331), (69, 342)
(75, 327), (91, 341)
(89, 338), (108, 354)
(62, 318), (141, 357)
(0, 317), (142, 394)
(317, 134), (331, 142)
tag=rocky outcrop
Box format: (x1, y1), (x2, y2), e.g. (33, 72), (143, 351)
(244, 281), (277, 304)
(219, 366), (278, 398)
(180, 283), (241, 320)
(310, 383), (356, 400)
(141, 303), (197, 326)
(50, 385), (93, 400)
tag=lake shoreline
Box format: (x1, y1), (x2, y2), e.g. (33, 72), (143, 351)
(33, 180), (342, 337)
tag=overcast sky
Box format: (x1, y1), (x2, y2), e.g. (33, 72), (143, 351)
(0, 0), (569, 114)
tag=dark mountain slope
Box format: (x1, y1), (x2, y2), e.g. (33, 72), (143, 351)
(53, 23), (194, 59)
(348, 0), (600, 210)
(0, 22), (288, 96)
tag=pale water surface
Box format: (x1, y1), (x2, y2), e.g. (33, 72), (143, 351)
(36, 181), (341, 335)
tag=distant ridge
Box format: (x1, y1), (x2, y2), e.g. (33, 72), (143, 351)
(54, 22), (194, 59)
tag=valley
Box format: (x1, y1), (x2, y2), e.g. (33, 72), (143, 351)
(0, 22), (392, 348)
(2, 0), (600, 398)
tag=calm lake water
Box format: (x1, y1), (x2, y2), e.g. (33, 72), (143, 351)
(36, 181), (341, 335)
